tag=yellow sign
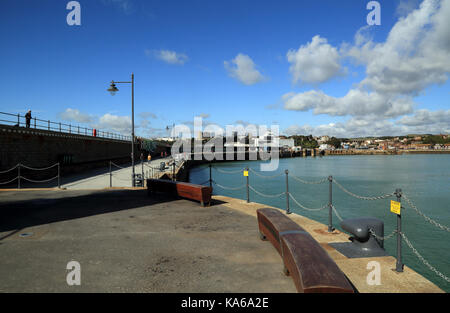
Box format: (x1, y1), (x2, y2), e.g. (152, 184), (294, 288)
(390, 200), (401, 215)
(243, 170), (249, 177)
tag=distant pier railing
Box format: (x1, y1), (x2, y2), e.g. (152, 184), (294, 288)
(0, 111), (131, 141)
(192, 163), (450, 283)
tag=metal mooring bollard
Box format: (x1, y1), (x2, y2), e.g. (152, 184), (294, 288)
(285, 169), (291, 214)
(328, 175), (334, 232)
(395, 188), (404, 272)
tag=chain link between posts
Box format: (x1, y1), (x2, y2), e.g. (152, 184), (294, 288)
(248, 185), (285, 198)
(402, 194), (450, 232)
(368, 228), (397, 241)
(332, 178), (395, 200)
(290, 175), (328, 185)
(0, 163), (60, 186)
(214, 167), (245, 174)
(400, 232), (450, 282)
(213, 181), (246, 191)
(289, 193), (328, 212)
(248, 168), (284, 179)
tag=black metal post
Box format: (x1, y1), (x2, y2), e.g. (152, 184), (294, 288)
(58, 163), (60, 189)
(209, 163), (212, 188)
(34, 117), (36, 128)
(172, 161), (176, 181)
(17, 114), (20, 127)
(109, 161), (112, 188)
(246, 167), (249, 203)
(131, 73), (135, 187)
(48, 120), (50, 130)
(395, 188), (404, 272)
(142, 156), (145, 181)
(285, 169), (291, 214)
(328, 175), (334, 232)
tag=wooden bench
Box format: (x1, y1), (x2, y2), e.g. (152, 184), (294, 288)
(147, 179), (212, 207)
(257, 208), (354, 293)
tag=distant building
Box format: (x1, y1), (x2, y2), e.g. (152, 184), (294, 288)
(319, 144), (334, 150)
(279, 138), (295, 148)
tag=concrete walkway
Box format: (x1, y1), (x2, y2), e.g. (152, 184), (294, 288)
(0, 189), (296, 292)
(0, 188), (443, 293)
(61, 157), (174, 189)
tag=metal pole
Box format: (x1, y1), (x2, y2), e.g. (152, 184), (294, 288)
(17, 114), (20, 127)
(395, 188), (404, 272)
(172, 161), (175, 181)
(58, 163), (60, 189)
(328, 175), (333, 232)
(246, 167), (249, 203)
(18, 164), (20, 189)
(131, 73), (135, 187)
(285, 169), (291, 214)
(209, 163), (212, 188)
(142, 156), (145, 182)
(109, 161), (112, 188)
(34, 117), (36, 129)
(48, 120), (50, 130)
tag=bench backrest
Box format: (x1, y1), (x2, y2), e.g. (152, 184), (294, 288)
(281, 233), (354, 293)
(257, 208), (354, 293)
(257, 207), (305, 255)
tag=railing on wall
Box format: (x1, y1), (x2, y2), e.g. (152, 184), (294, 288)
(0, 111), (131, 141)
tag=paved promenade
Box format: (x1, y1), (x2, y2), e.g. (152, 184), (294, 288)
(0, 189), (296, 292)
(61, 157), (174, 189)
(0, 186), (443, 293)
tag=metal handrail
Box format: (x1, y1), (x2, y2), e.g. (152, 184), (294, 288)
(0, 111), (131, 141)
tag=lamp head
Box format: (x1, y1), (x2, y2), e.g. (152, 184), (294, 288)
(107, 81), (119, 95)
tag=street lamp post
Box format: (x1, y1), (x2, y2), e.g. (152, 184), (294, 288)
(107, 73), (136, 187)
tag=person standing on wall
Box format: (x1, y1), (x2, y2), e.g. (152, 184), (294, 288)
(25, 110), (32, 128)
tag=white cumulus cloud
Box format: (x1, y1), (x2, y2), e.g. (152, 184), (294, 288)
(287, 35), (345, 85)
(224, 53), (265, 85)
(146, 49), (189, 65)
(282, 0), (450, 128)
(96, 113), (132, 135)
(58, 108), (93, 123)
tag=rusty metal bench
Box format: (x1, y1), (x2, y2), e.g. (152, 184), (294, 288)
(147, 179), (212, 207)
(257, 208), (354, 293)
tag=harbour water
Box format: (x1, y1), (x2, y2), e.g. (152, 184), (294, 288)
(189, 154), (450, 292)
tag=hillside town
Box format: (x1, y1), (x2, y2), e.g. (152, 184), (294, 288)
(152, 133), (450, 153)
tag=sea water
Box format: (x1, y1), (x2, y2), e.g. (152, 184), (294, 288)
(189, 154), (450, 292)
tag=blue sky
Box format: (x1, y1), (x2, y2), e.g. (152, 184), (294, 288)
(0, 0), (449, 138)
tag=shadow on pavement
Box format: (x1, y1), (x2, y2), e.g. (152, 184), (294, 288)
(0, 189), (176, 237)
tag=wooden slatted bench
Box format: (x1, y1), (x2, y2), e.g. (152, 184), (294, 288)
(257, 208), (354, 293)
(147, 179), (212, 207)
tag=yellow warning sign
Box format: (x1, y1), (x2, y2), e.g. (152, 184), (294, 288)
(390, 200), (401, 215)
(243, 170), (248, 177)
